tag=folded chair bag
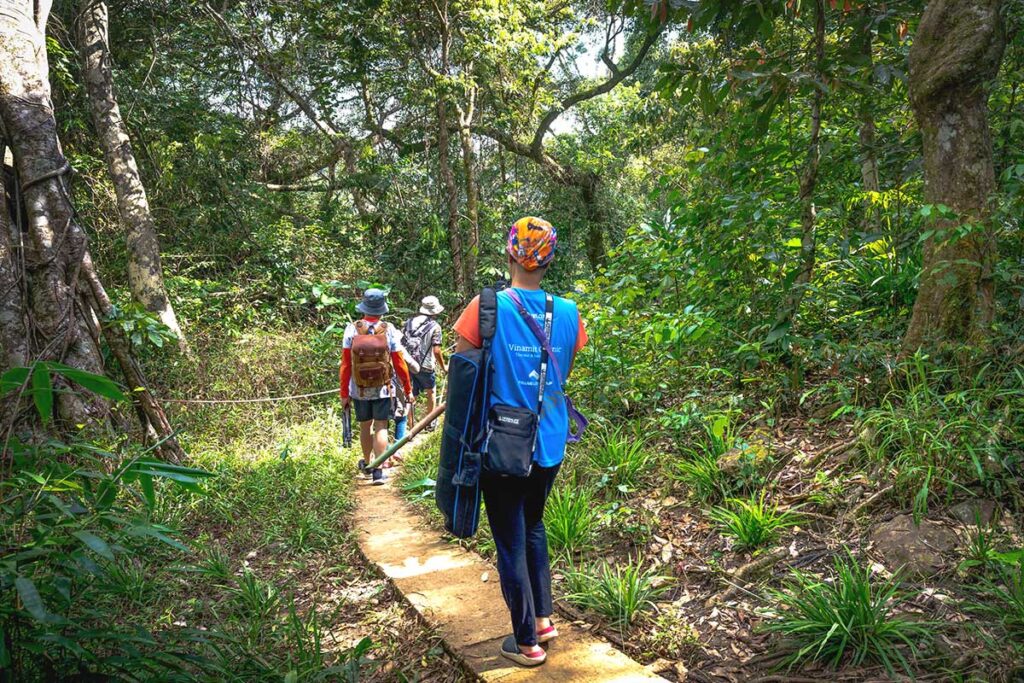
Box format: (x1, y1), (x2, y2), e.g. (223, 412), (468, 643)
(435, 286), (498, 538)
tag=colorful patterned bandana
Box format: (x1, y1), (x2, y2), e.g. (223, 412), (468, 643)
(507, 216), (557, 271)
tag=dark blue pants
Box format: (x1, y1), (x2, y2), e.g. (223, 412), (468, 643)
(482, 464), (560, 647)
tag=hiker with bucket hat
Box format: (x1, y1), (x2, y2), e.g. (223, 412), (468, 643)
(402, 295), (447, 430)
(451, 217), (588, 667)
(339, 288), (413, 485)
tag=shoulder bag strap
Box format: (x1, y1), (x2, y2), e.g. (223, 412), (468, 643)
(533, 294), (554, 417)
(478, 288), (497, 349)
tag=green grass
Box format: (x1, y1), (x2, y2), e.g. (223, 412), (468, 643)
(0, 391), (461, 682)
(673, 446), (726, 503)
(709, 491), (802, 550)
(860, 358), (1024, 518)
(968, 563), (1024, 641)
(764, 553), (931, 677)
(394, 429), (441, 499)
(586, 427), (655, 495)
(544, 485), (601, 557)
(565, 558), (671, 627)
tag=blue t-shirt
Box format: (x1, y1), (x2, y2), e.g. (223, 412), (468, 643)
(489, 288), (580, 468)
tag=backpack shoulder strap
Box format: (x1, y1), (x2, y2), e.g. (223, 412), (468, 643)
(375, 321), (388, 336)
(479, 287), (497, 347)
(355, 320), (368, 334)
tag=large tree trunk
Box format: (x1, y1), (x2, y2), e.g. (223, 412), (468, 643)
(0, 1), (105, 425)
(77, 0), (185, 350)
(0, 147), (29, 372)
(0, 1), (182, 459)
(775, 0), (826, 336)
(902, 0), (1005, 354)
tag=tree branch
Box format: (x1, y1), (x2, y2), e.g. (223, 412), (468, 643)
(529, 24), (663, 154)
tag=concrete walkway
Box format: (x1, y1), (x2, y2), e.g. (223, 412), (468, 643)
(353, 453), (667, 682)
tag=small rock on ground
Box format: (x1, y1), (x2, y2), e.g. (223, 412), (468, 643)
(949, 498), (997, 527)
(870, 514), (958, 577)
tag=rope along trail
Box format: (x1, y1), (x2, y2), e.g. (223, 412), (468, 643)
(162, 389), (336, 404)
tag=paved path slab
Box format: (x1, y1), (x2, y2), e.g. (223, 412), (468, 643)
(353, 453), (667, 682)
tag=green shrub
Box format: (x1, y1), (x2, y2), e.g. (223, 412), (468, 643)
(968, 561), (1024, 641)
(673, 447), (726, 502)
(395, 431), (441, 500)
(0, 438), (216, 679)
(764, 553), (931, 677)
(565, 559), (671, 627)
(586, 427), (655, 495)
(861, 357), (1024, 518)
(671, 413), (771, 503)
(544, 486), (601, 557)
(643, 603), (701, 657)
(709, 491), (802, 550)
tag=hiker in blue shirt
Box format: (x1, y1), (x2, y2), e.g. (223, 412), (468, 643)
(454, 217), (588, 667)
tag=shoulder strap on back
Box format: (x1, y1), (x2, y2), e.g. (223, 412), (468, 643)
(375, 321), (388, 336)
(355, 320), (368, 334)
(479, 287), (497, 347)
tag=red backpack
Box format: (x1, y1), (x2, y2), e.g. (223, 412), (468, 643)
(351, 321), (392, 389)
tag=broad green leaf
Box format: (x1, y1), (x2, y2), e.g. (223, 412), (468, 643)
(72, 530), (115, 561)
(0, 367), (30, 394)
(15, 577), (60, 625)
(139, 473), (156, 508)
(46, 363), (127, 401)
(127, 524), (190, 552)
(31, 366), (53, 424)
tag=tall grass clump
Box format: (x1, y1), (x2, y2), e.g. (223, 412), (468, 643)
(586, 426), (655, 495)
(709, 491), (802, 550)
(565, 559), (671, 627)
(544, 486), (601, 557)
(968, 562), (1024, 642)
(861, 357), (1024, 518)
(395, 430), (442, 500)
(765, 553), (931, 677)
(672, 413), (769, 503)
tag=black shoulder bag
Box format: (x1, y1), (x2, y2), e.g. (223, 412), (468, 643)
(482, 293), (555, 478)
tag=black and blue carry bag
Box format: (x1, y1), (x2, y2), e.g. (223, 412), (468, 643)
(435, 286), (498, 538)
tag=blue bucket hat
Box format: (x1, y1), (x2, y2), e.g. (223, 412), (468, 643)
(356, 288), (389, 316)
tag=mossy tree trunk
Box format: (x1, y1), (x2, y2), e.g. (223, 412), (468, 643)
(902, 0), (1005, 354)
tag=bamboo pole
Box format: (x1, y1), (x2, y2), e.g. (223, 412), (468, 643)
(366, 402), (447, 470)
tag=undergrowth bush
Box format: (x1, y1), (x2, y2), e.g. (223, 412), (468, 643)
(709, 492), (802, 550)
(861, 356), (1024, 518)
(672, 413), (771, 503)
(585, 426), (655, 496)
(565, 558), (670, 627)
(967, 561), (1024, 644)
(764, 553), (931, 677)
(0, 437), (215, 679)
(545, 486), (601, 557)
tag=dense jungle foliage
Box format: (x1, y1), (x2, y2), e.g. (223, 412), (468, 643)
(1, 0), (1023, 680)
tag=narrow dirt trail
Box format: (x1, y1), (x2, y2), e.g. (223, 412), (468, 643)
(353, 439), (668, 682)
